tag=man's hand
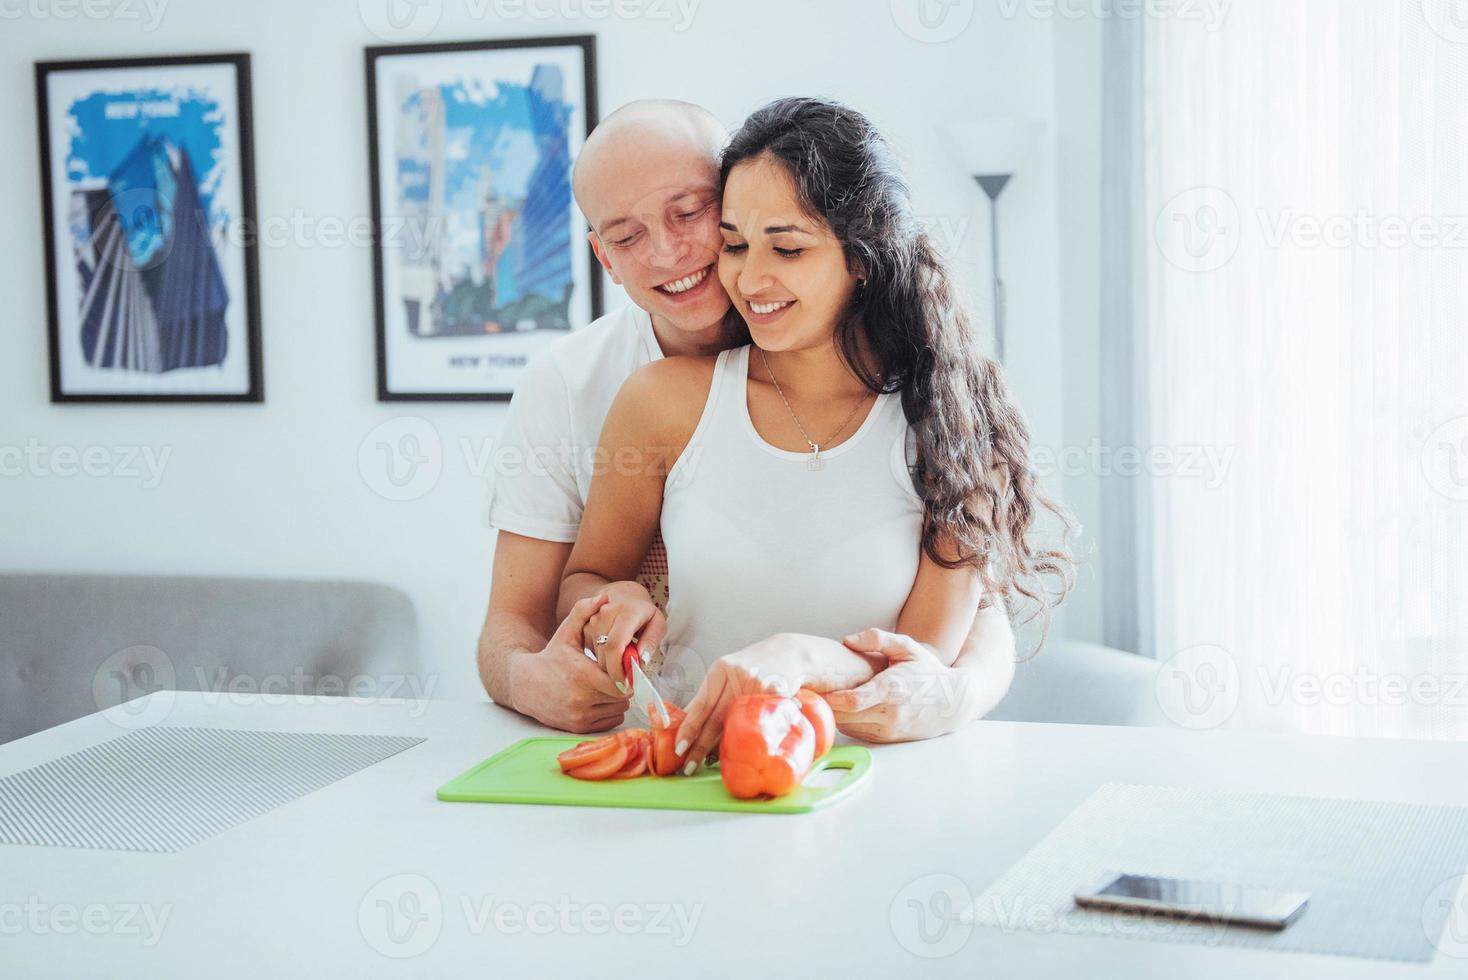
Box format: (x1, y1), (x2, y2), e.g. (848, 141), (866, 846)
(509, 595), (631, 734)
(824, 628), (973, 743)
(581, 580), (667, 692)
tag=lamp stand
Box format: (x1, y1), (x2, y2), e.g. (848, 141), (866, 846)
(975, 173), (1012, 363)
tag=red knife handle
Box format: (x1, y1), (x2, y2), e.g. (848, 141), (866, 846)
(621, 643), (639, 692)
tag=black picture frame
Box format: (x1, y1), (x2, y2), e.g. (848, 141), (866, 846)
(366, 34), (601, 402)
(35, 52), (263, 403)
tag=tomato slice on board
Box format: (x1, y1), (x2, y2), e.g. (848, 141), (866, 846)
(610, 736), (648, 779)
(565, 740), (630, 780)
(618, 728), (651, 751)
(556, 734), (621, 773)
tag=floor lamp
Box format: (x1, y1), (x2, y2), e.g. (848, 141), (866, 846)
(943, 120), (1042, 365)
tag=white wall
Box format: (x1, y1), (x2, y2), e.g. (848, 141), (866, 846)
(0, 0), (1103, 697)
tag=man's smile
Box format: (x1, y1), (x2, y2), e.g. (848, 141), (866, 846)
(654, 264), (714, 298)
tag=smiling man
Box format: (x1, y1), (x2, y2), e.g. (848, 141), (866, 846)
(476, 99), (737, 734)
(475, 99), (1017, 739)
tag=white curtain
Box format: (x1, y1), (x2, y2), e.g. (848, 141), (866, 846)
(1144, 0), (1468, 739)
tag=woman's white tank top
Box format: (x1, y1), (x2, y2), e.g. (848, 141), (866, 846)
(653, 344), (925, 706)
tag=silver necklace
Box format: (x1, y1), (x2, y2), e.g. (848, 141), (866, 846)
(756, 347), (875, 471)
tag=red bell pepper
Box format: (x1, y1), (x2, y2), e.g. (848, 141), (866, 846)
(719, 694), (817, 799)
(794, 688), (836, 759)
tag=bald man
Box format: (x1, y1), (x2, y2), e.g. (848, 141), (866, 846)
(477, 100), (740, 733)
(476, 100), (1016, 738)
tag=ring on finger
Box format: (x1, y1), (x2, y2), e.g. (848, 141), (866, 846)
(595, 634), (610, 646)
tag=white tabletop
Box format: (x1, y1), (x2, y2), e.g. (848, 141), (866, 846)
(3, 692), (1467, 978)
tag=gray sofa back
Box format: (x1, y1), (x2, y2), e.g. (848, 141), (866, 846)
(987, 638), (1167, 727)
(0, 574), (419, 744)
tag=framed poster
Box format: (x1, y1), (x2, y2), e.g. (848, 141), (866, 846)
(367, 35), (600, 401)
(35, 53), (263, 403)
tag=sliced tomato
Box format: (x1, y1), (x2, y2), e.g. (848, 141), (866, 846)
(566, 740), (630, 780)
(795, 688), (836, 759)
(557, 734), (621, 773)
(610, 734), (649, 778)
(648, 702), (688, 776)
(618, 727), (651, 752)
(645, 700), (685, 730)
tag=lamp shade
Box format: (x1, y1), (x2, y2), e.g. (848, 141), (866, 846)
(941, 118), (1044, 177)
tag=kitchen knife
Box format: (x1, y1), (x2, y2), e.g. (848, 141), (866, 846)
(625, 646), (672, 727)
(581, 642), (672, 728)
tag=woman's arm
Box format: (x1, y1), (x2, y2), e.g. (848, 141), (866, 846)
(673, 538), (983, 769)
(890, 542), (986, 663)
(558, 358), (710, 687)
(821, 466), (1018, 740)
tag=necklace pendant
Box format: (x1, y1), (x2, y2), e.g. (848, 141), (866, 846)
(807, 446), (824, 471)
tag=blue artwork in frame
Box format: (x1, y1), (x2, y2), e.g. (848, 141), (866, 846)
(35, 53), (263, 402)
(367, 35), (601, 401)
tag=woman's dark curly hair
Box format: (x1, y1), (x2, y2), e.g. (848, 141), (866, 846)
(720, 97), (1076, 638)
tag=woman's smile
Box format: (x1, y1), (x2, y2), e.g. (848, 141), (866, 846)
(744, 298), (796, 325)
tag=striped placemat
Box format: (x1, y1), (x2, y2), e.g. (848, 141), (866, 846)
(0, 727), (424, 853)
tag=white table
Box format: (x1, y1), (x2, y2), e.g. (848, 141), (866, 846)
(3, 692), (1467, 978)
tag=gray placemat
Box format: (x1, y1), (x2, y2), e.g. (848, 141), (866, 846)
(0, 727), (424, 853)
(971, 783), (1468, 963)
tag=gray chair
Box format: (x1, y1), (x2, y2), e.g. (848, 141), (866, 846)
(987, 638), (1167, 727)
(0, 574), (419, 744)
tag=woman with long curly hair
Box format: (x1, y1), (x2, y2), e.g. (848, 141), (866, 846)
(561, 96), (1074, 769)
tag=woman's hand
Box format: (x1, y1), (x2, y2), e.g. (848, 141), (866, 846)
(581, 580), (667, 693)
(824, 628), (970, 742)
(671, 635), (811, 776)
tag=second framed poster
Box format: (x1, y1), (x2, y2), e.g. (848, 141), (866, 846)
(367, 35), (600, 401)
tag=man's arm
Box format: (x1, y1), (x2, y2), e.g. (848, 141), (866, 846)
(477, 531), (630, 733)
(476, 531), (568, 706)
(474, 338), (636, 732)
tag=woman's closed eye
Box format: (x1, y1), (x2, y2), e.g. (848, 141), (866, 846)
(720, 242), (804, 258)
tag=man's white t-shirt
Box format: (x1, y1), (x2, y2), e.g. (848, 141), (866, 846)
(487, 303), (669, 612)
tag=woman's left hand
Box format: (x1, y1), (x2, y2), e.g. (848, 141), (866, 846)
(824, 628), (970, 742)
(672, 636), (809, 776)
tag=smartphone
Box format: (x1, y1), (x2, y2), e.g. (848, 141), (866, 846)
(1073, 873), (1310, 930)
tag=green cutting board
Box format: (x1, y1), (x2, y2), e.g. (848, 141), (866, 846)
(437, 737), (873, 814)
